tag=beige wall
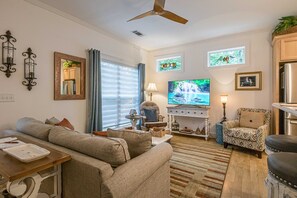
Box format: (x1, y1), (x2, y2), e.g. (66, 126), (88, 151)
(147, 30), (272, 135)
(0, 0), (147, 131)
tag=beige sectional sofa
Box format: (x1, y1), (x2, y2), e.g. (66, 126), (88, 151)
(0, 118), (173, 198)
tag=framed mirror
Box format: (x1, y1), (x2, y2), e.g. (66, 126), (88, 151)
(54, 52), (86, 100)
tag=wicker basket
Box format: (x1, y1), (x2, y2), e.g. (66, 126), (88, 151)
(272, 26), (297, 39)
(150, 127), (167, 137)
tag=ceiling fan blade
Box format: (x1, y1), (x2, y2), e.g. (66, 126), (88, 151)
(160, 10), (188, 24)
(154, 0), (165, 12)
(127, 10), (155, 22)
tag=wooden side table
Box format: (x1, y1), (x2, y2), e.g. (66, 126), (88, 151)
(0, 135), (71, 198)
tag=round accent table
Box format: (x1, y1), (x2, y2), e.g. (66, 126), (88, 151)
(125, 115), (144, 130)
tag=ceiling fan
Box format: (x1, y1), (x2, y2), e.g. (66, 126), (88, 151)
(127, 0), (188, 24)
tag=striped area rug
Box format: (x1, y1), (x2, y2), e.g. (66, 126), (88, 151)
(170, 141), (232, 198)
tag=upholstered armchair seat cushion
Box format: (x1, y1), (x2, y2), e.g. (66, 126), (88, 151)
(225, 127), (258, 142)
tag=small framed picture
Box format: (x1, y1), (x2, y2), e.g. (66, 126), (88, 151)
(235, 71), (262, 90)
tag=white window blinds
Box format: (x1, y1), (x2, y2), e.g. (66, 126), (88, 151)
(101, 59), (139, 129)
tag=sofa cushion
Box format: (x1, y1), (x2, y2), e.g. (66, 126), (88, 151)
(107, 129), (152, 158)
(45, 117), (60, 125)
(49, 126), (130, 167)
(225, 127), (258, 141)
(16, 117), (53, 141)
(240, 111), (265, 129)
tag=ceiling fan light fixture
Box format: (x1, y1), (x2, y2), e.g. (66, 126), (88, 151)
(127, 0), (188, 24)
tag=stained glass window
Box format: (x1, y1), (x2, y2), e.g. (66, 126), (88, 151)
(208, 46), (245, 67)
(156, 55), (182, 72)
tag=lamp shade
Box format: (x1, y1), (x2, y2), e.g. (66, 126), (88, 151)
(147, 83), (158, 92)
(220, 95), (228, 103)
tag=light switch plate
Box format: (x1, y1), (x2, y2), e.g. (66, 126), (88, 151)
(0, 94), (15, 102)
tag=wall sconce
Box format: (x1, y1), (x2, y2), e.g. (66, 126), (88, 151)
(147, 83), (158, 101)
(22, 48), (37, 91)
(220, 95), (228, 123)
(0, 30), (17, 78)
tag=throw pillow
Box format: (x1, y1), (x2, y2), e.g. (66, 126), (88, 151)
(107, 129), (152, 158)
(143, 109), (158, 122)
(45, 117), (60, 125)
(240, 111), (265, 129)
(93, 131), (108, 137)
(55, 118), (74, 130)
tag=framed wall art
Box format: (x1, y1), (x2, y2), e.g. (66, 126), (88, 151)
(235, 71), (262, 91)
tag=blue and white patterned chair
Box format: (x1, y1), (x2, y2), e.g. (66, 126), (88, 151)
(223, 108), (271, 158)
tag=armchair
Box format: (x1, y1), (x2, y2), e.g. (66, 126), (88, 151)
(223, 108), (271, 158)
(140, 101), (167, 131)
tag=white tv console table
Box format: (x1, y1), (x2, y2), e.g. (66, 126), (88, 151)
(167, 106), (210, 140)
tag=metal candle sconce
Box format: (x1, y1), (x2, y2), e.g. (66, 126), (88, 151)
(22, 48), (37, 91)
(0, 30), (17, 78)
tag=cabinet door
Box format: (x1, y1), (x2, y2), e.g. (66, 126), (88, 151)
(280, 37), (297, 61)
(69, 68), (76, 79)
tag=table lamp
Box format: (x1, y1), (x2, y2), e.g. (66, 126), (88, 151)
(220, 95), (228, 123)
(147, 83), (158, 101)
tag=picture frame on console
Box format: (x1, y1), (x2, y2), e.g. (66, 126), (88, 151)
(54, 52), (86, 100)
(235, 71), (262, 91)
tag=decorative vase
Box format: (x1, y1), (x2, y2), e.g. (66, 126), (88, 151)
(171, 120), (180, 131)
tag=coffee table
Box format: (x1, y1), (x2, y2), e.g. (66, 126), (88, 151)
(0, 135), (71, 198)
(152, 134), (173, 146)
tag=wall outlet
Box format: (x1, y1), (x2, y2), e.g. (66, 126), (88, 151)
(0, 94), (15, 102)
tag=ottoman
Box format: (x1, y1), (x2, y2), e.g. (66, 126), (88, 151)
(265, 135), (297, 154)
(265, 152), (297, 197)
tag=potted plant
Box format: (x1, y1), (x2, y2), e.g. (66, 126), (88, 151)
(273, 16), (297, 37)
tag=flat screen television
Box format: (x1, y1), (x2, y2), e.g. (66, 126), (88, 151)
(168, 78), (210, 106)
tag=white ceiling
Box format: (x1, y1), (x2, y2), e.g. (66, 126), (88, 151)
(27, 0), (297, 51)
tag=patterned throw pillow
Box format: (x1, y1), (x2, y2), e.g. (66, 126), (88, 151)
(55, 118), (74, 130)
(143, 109), (158, 122)
(239, 111), (265, 129)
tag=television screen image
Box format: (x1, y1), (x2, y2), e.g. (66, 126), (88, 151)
(168, 79), (210, 106)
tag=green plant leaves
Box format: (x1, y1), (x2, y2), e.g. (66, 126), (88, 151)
(273, 16), (297, 34)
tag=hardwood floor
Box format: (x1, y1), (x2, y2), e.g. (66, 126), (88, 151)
(171, 134), (268, 198)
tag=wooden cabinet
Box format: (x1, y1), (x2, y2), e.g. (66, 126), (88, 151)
(63, 68), (77, 80)
(280, 37), (297, 61)
(272, 32), (297, 134)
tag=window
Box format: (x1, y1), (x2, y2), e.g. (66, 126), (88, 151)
(207, 46), (246, 67)
(156, 55), (183, 72)
(101, 60), (139, 129)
